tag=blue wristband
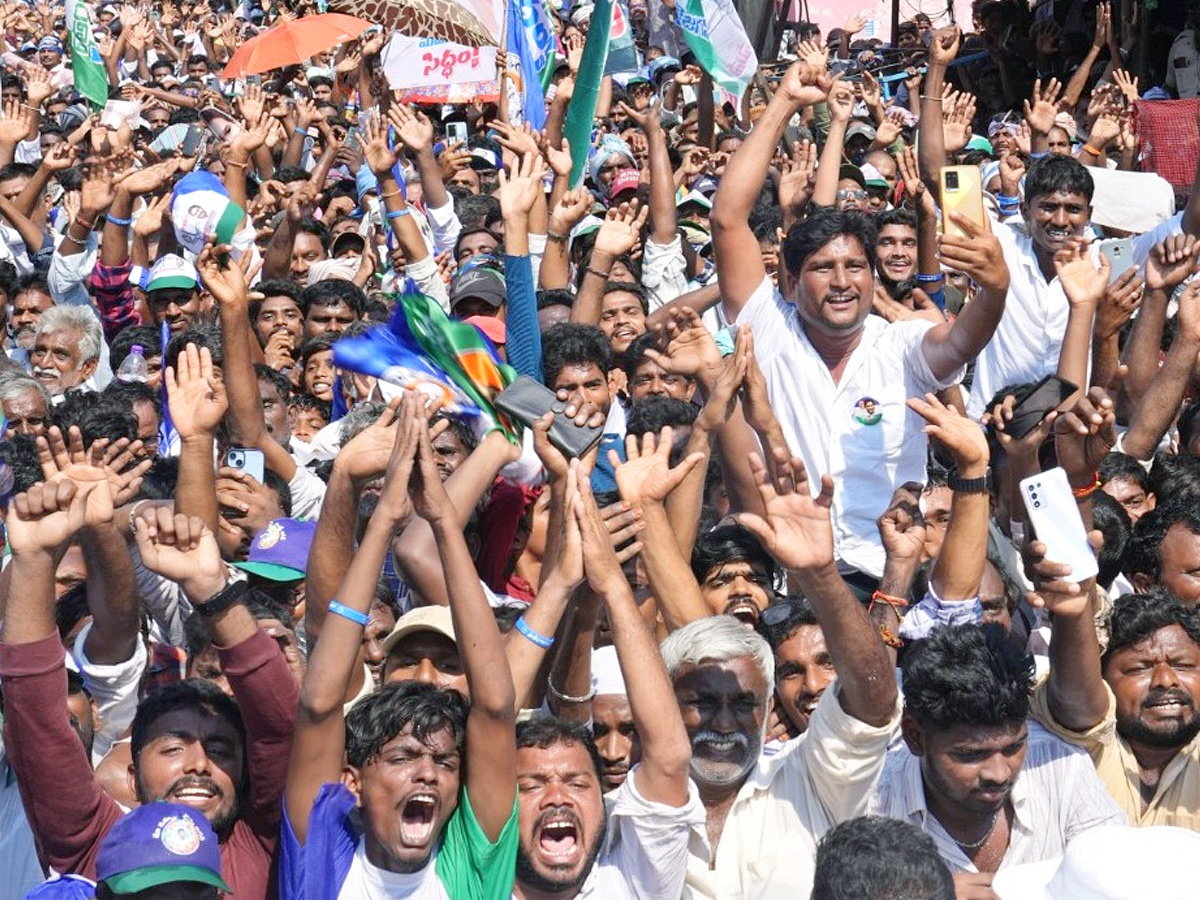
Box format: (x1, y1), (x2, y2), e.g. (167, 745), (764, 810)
(386, 208), (410, 220)
(105, 213), (132, 227)
(915, 272), (944, 283)
(514, 615), (555, 649)
(328, 600), (370, 627)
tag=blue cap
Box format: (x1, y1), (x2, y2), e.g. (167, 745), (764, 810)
(37, 36), (63, 53)
(648, 56), (682, 83)
(355, 166), (378, 201)
(96, 804), (231, 895)
(231, 518), (315, 582)
(22, 875), (96, 900)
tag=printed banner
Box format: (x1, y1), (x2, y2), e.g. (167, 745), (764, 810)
(381, 34), (498, 90)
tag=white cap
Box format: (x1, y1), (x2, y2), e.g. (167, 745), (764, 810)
(993, 826), (1200, 900)
(590, 645), (627, 697)
(146, 254), (199, 292)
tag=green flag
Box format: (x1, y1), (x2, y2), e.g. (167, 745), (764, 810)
(563, 0), (613, 188)
(66, 0), (109, 108)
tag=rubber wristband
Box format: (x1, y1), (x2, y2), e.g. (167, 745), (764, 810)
(1081, 144), (1102, 157)
(105, 213), (132, 226)
(915, 272), (944, 283)
(514, 615), (555, 649)
(386, 208), (410, 220)
(1072, 472), (1103, 500)
(328, 600), (370, 626)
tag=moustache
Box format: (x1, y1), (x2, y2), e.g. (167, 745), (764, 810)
(1143, 688), (1195, 710)
(165, 775), (224, 799)
(692, 729), (750, 752)
(534, 806), (582, 833)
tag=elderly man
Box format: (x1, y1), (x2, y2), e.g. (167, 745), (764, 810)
(28, 305), (102, 397)
(661, 447), (899, 900)
(0, 372), (50, 437)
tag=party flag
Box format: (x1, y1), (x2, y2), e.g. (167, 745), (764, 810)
(675, 0), (757, 103)
(66, 0), (109, 107)
(563, 0), (613, 187)
(604, 0), (638, 75)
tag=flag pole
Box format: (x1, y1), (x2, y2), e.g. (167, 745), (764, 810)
(497, 0), (511, 121)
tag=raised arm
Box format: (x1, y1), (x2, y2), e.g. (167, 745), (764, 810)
(737, 447), (897, 726)
(912, 397), (991, 603)
(917, 28), (961, 192)
(286, 396), (422, 844)
(570, 201), (649, 326)
(1053, 239), (1111, 398)
(921, 212), (1009, 382)
(578, 472), (691, 806)
(810, 78), (853, 208)
(410, 415), (516, 840)
(168, 343), (229, 534)
(713, 50), (831, 320)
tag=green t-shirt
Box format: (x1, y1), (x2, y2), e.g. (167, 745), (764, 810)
(435, 790), (519, 900)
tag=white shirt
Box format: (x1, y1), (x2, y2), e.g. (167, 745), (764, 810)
(338, 838), (448, 900)
(517, 773), (704, 900)
(868, 721), (1127, 873)
(736, 276), (961, 577)
(683, 684), (901, 900)
(1167, 30), (1200, 98)
(965, 215), (1183, 421)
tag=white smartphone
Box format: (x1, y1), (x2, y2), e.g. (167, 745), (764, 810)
(1099, 238), (1134, 286)
(446, 121), (468, 146)
(1019, 467), (1098, 583)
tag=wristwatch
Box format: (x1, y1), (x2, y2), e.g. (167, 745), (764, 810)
(947, 469), (992, 495)
(194, 578), (249, 618)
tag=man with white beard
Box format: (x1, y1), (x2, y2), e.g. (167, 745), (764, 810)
(661, 449), (900, 900)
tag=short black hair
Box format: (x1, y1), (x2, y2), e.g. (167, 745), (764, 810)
(250, 279), (302, 321)
(131, 680), (248, 792)
(53, 391), (137, 446)
(542, 323), (612, 386)
(1147, 453), (1200, 504)
(623, 331), (662, 379)
(756, 596), (819, 651)
(876, 207), (917, 232)
(299, 332), (339, 368)
(255, 364), (293, 402)
(602, 281), (648, 315)
(625, 396), (697, 437)
(1092, 492), (1131, 591)
(691, 523), (779, 587)
(110, 325), (163, 371)
(1124, 501), (1200, 583)
(782, 209), (877, 277)
(295, 216), (330, 251)
(165, 325), (223, 372)
(515, 716), (604, 781)
(1100, 452), (1150, 492)
(344, 681), (468, 768)
(536, 289), (574, 312)
(902, 624), (1033, 730)
(290, 392), (332, 423)
(1, 433), (42, 493)
(1023, 154), (1094, 205)
(812, 816), (954, 900)
(300, 279), (365, 318)
(1104, 590), (1200, 669)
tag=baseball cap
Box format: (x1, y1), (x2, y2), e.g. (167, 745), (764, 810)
(676, 188), (712, 211)
(381, 605), (457, 656)
(965, 134), (995, 154)
(846, 121), (877, 143)
(450, 267), (506, 311)
(648, 56), (682, 84)
(231, 518), (315, 582)
(469, 147), (500, 171)
(37, 36), (64, 53)
(465, 314), (505, 345)
(146, 254), (199, 292)
(96, 803), (231, 896)
(331, 230), (367, 258)
(838, 164), (866, 188)
(860, 162), (889, 191)
(992, 825), (1200, 900)
(608, 168), (641, 200)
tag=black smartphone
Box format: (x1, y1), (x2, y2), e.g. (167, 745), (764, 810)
(1006, 374), (1078, 441)
(495, 375), (603, 459)
(180, 123), (204, 157)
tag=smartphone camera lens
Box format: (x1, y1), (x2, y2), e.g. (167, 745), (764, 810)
(228, 450), (244, 468)
(945, 171), (959, 191)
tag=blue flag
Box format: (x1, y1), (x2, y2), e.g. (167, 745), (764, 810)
(507, 0), (547, 130)
(157, 322), (179, 457)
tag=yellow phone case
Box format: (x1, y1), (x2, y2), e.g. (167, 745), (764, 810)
(940, 166), (985, 238)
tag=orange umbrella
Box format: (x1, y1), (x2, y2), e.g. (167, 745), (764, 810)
(221, 13), (372, 79)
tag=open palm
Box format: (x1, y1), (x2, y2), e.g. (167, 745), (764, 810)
(737, 450), (835, 572)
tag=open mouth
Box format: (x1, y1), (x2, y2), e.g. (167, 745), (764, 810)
(723, 598), (761, 623)
(168, 778), (221, 807)
(399, 793), (439, 846)
(537, 815), (582, 864)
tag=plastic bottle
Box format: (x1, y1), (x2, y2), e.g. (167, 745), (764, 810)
(116, 344), (149, 383)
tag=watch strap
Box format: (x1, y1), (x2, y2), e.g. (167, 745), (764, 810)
(194, 578), (249, 618)
(947, 469), (991, 494)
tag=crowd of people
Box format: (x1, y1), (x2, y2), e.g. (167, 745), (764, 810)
(1, 0), (1200, 899)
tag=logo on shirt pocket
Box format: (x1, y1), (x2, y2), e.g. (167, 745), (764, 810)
(853, 396), (883, 426)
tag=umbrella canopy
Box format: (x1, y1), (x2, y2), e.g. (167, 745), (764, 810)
(329, 0), (502, 48)
(221, 13), (371, 79)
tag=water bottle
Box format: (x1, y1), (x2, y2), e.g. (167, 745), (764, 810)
(116, 344), (149, 383)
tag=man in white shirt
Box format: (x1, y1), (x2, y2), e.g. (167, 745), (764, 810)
(28, 304), (102, 397)
(512, 478), (701, 900)
(711, 58), (1010, 579)
(662, 447), (901, 900)
(965, 155), (1196, 420)
(869, 624), (1125, 898)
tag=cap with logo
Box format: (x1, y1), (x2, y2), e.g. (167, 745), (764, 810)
(231, 517), (315, 582)
(838, 164), (866, 188)
(450, 267), (506, 312)
(608, 168), (642, 200)
(845, 121), (877, 144)
(146, 254), (199, 293)
(37, 36), (64, 53)
(96, 803), (231, 896)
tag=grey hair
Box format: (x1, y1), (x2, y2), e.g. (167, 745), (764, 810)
(33, 305), (102, 363)
(661, 615), (776, 701)
(0, 372), (51, 408)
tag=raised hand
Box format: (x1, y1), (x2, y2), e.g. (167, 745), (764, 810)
(134, 508), (226, 599)
(1112, 68), (1139, 104)
(1053, 386), (1116, 483)
(826, 77), (855, 123)
(998, 150), (1025, 196)
(165, 343), (228, 441)
(873, 109), (905, 148)
(1094, 269), (1143, 339)
(642, 305), (723, 379)
(877, 485), (927, 566)
(1054, 240), (1109, 308)
(611, 427), (705, 505)
(6, 478), (94, 556)
(408, 402), (454, 525)
(374, 392), (423, 524)
(576, 470), (636, 593)
(896, 145), (934, 217)
(778, 139), (818, 214)
(38, 426), (150, 510)
(928, 27), (961, 66)
(388, 103), (435, 155)
(497, 148), (547, 219)
(778, 56), (833, 109)
(736, 448), (836, 573)
(942, 90), (976, 153)
(118, 156), (195, 196)
(542, 134), (573, 179)
(908, 393), (989, 475)
(1176, 279), (1200, 345)
(1145, 234), (1199, 292)
(0, 99), (32, 144)
(594, 199), (649, 259)
(983, 392), (1058, 464)
(80, 156), (126, 214)
(195, 239), (249, 306)
(24, 65), (53, 108)
(133, 193), (170, 239)
(1024, 78), (1064, 135)
(939, 212), (1009, 294)
(1024, 540), (1092, 616)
